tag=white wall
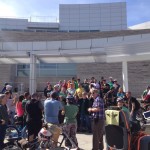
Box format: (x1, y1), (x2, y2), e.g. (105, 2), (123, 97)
(0, 18), (28, 30)
(59, 2), (127, 31)
(0, 18), (59, 30)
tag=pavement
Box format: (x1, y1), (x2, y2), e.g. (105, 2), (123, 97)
(57, 132), (107, 150)
(58, 122), (150, 150)
(4, 121), (150, 150)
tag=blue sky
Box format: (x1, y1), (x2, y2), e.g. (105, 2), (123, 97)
(0, 0), (149, 26)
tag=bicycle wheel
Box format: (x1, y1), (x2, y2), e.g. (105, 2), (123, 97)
(3, 144), (22, 150)
(5, 125), (20, 140)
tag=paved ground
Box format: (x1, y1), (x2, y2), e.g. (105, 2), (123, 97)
(57, 132), (106, 150)
(4, 123), (150, 150)
(58, 123), (150, 150)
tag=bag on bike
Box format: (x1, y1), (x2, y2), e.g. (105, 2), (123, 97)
(105, 107), (130, 127)
(131, 131), (150, 150)
(105, 107), (131, 150)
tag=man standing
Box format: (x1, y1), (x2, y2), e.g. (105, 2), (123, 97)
(88, 89), (105, 150)
(44, 91), (63, 147)
(25, 93), (43, 142)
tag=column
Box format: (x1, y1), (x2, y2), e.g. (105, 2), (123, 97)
(122, 61), (128, 92)
(29, 53), (37, 94)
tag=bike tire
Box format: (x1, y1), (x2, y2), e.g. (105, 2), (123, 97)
(3, 144), (22, 150)
(5, 125), (20, 140)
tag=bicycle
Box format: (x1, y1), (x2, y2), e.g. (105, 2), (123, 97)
(38, 123), (78, 150)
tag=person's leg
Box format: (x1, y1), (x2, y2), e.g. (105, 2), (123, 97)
(50, 124), (62, 147)
(98, 120), (104, 150)
(92, 119), (104, 150)
(85, 115), (92, 132)
(64, 124), (72, 147)
(80, 114), (86, 131)
(0, 124), (7, 149)
(70, 123), (78, 148)
(27, 121), (34, 142)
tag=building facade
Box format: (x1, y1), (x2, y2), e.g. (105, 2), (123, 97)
(0, 2), (150, 97)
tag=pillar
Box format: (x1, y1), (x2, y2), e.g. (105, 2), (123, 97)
(29, 53), (37, 94)
(122, 61), (128, 92)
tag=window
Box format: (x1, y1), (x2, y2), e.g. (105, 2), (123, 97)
(17, 63), (77, 77)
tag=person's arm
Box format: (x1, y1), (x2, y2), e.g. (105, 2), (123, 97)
(0, 119), (5, 125)
(130, 102), (135, 116)
(88, 107), (100, 113)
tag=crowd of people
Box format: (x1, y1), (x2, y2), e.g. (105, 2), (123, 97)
(0, 76), (148, 150)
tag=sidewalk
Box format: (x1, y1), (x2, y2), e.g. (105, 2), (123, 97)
(58, 132), (107, 150)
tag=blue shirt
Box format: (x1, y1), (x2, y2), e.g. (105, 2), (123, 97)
(92, 96), (105, 119)
(44, 98), (63, 124)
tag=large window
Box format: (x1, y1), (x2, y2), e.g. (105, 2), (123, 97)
(17, 63), (77, 77)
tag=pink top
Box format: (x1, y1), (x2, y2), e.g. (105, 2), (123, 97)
(16, 102), (24, 117)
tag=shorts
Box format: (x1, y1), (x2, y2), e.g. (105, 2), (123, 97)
(47, 123), (62, 143)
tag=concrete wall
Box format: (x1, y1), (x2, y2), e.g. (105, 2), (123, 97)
(128, 61), (150, 97)
(1, 61), (150, 97)
(59, 2), (127, 31)
(0, 64), (16, 90)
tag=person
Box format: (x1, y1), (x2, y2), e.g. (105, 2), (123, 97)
(16, 95), (24, 128)
(0, 94), (9, 149)
(62, 95), (79, 148)
(5, 91), (16, 125)
(22, 92), (31, 126)
(78, 92), (92, 132)
(74, 83), (84, 100)
(104, 87), (116, 107)
(113, 79), (120, 96)
(44, 91), (63, 147)
(25, 92), (43, 142)
(142, 86), (150, 100)
(101, 79), (110, 98)
(1, 82), (8, 94)
(117, 87), (125, 99)
(66, 83), (76, 96)
(117, 97), (129, 116)
(125, 91), (140, 121)
(81, 78), (90, 93)
(143, 87), (150, 102)
(88, 89), (105, 150)
(44, 82), (53, 98)
(59, 86), (67, 99)
(108, 77), (114, 89)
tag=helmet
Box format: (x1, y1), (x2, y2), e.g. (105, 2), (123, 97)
(38, 128), (52, 141)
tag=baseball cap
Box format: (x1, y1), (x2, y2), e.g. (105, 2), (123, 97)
(117, 97), (124, 102)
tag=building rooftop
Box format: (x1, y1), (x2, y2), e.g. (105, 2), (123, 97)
(1, 29), (150, 42)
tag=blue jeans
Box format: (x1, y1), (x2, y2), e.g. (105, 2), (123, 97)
(80, 114), (92, 132)
(0, 124), (7, 149)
